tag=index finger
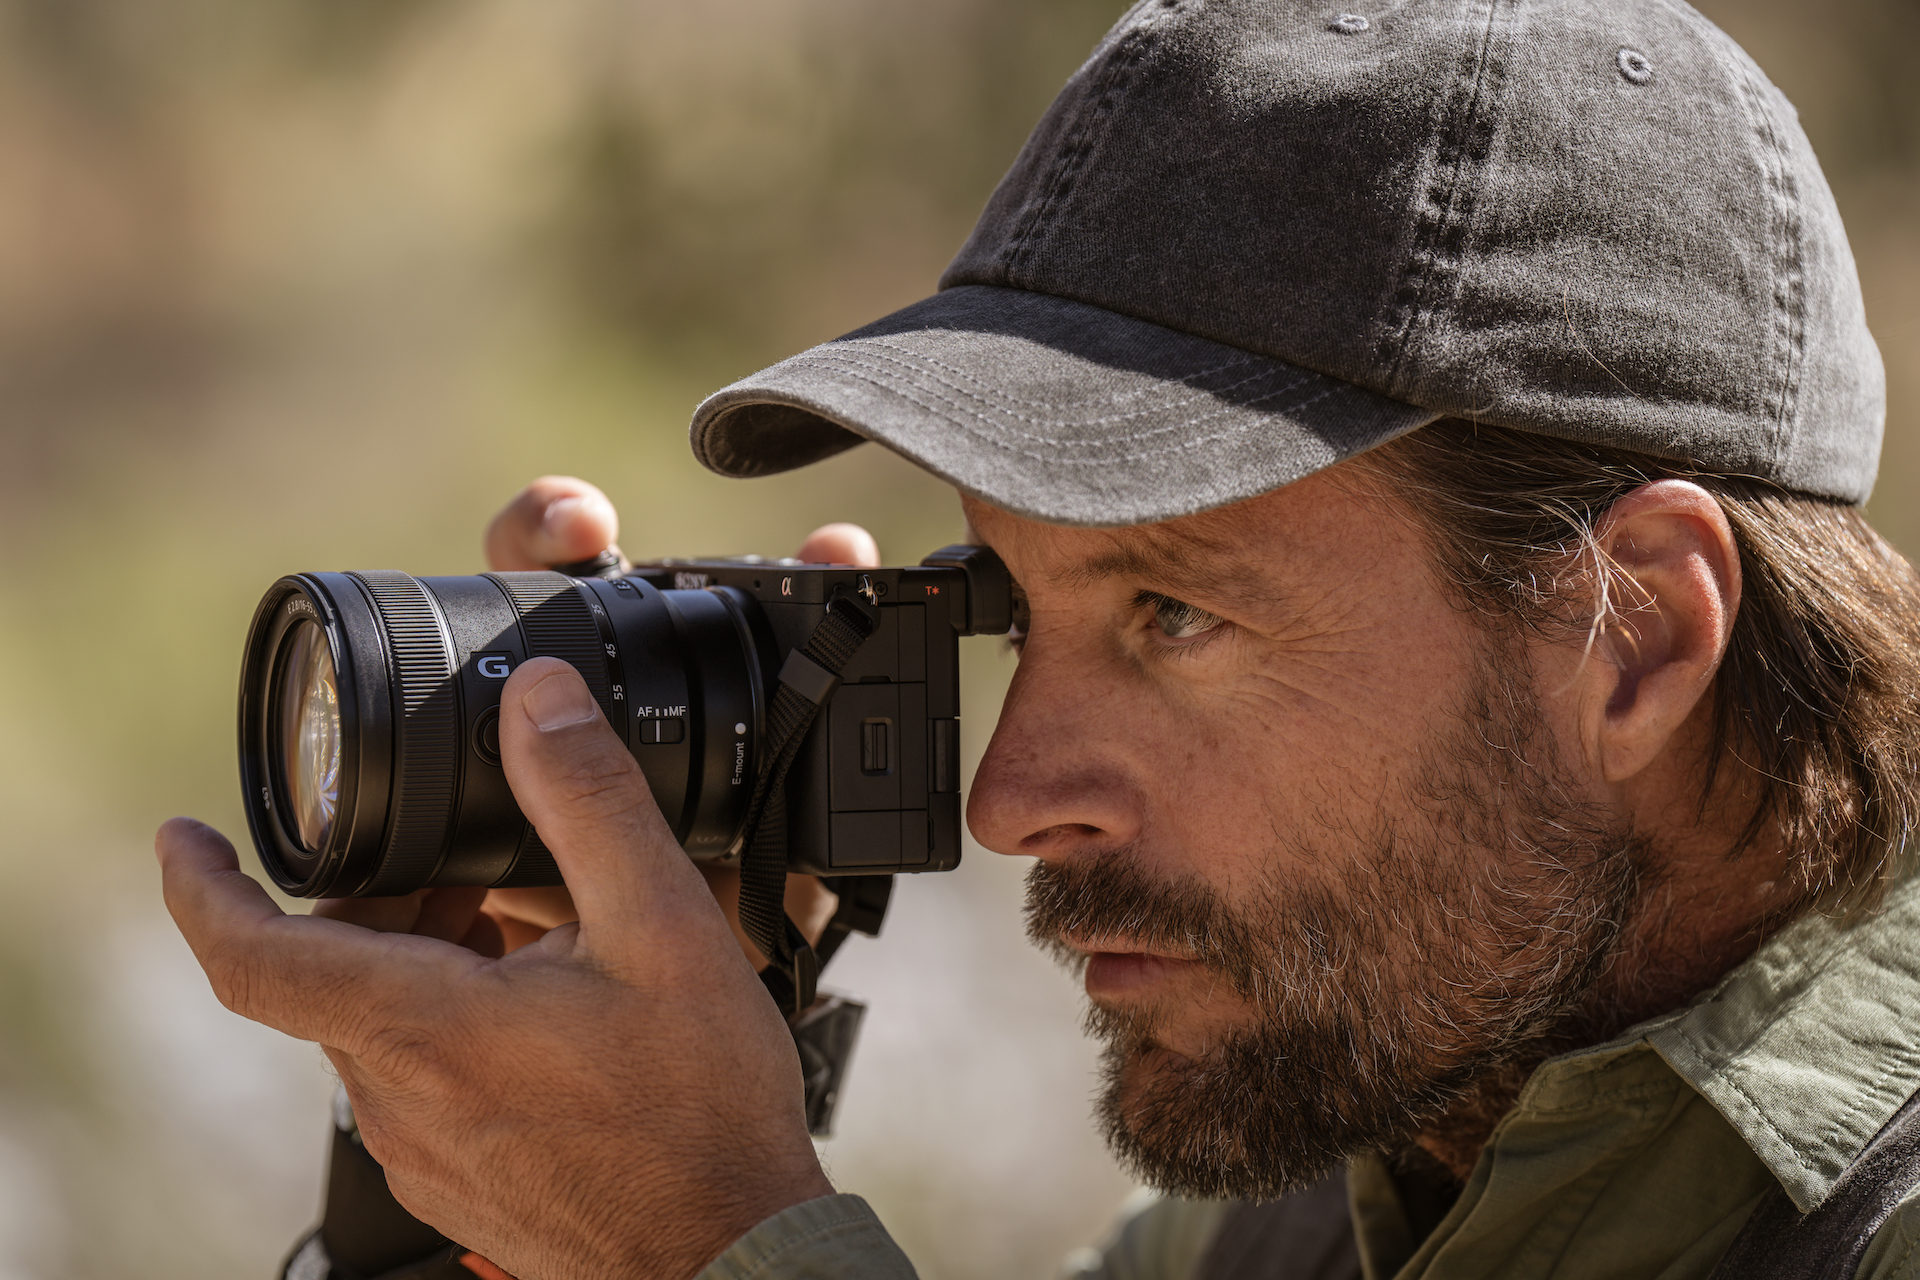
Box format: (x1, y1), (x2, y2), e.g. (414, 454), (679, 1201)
(484, 477), (622, 571)
(156, 817), (475, 1053)
(795, 523), (879, 568)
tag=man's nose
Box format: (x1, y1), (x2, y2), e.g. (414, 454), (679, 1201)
(966, 653), (1144, 861)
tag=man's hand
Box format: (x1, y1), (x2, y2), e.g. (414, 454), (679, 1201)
(158, 655), (836, 1279)
(473, 477), (874, 959)
(157, 477), (883, 1278)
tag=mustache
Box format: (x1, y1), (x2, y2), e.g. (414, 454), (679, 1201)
(1023, 852), (1275, 997)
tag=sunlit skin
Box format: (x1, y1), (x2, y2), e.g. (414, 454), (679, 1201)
(959, 473), (1804, 1167)
(153, 465), (1813, 1280)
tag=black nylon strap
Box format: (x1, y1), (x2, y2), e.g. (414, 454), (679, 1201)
(1708, 1086), (1920, 1280)
(737, 598), (874, 1015)
(777, 649), (842, 706)
(281, 1103), (471, 1280)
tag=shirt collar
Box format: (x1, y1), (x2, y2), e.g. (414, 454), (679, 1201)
(1636, 870), (1920, 1212)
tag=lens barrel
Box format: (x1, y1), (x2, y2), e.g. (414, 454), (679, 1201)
(239, 549), (1006, 898)
(239, 570), (767, 898)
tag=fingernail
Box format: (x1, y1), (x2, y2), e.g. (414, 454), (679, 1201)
(523, 672), (600, 732)
(541, 496), (588, 541)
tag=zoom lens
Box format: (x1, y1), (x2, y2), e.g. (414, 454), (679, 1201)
(239, 570), (769, 898)
(274, 620), (342, 854)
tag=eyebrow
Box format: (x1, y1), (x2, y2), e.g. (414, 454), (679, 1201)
(1049, 536), (1286, 616)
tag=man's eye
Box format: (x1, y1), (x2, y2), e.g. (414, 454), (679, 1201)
(1149, 594), (1225, 641)
(1006, 580), (1031, 652)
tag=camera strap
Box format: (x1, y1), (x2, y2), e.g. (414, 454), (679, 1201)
(737, 596), (875, 1016)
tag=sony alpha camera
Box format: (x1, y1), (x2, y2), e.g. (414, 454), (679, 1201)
(245, 546), (1012, 1274)
(237, 545), (1012, 902)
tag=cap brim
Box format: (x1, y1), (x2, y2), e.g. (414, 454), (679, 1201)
(691, 285), (1439, 527)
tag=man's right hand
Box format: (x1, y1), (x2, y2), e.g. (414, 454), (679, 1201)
(471, 476), (873, 959)
(160, 639), (840, 1278)
(164, 476), (881, 1279)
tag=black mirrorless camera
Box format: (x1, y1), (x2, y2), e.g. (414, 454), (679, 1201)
(240, 542), (1008, 1117)
(249, 544), (1014, 1280)
(239, 545), (1010, 900)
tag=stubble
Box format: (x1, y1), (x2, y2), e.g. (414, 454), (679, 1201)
(1023, 657), (1648, 1200)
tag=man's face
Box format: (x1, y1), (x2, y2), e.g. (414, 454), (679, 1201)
(962, 469), (1643, 1197)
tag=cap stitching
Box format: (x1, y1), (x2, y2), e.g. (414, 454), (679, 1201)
(1661, 0), (1807, 477)
(786, 345), (1323, 440)
(788, 348), (1322, 446)
(993, 0), (1150, 283)
(1001, 1), (1187, 289)
(832, 363), (1352, 466)
(1375, 0), (1506, 399)
(776, 353), (1355, 463)
(1733, 50), (1807, 478)
(846, 336), (1272, 412)
(852, 333), (1265, 408)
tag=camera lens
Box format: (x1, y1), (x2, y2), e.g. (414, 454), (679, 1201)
(274, 619), (342, 854)
(238, 551), (997, 898)
(239, 570), (769, 898)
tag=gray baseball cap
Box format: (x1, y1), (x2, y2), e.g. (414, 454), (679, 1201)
(690, 0), (1884, 526)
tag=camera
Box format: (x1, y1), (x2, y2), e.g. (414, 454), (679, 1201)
(249, 546), (1012, 1274)
(238, 545), (1012, 902)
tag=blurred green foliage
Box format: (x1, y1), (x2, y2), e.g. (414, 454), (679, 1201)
(0, 0), (1910, 1276)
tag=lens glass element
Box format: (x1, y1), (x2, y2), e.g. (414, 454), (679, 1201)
(275, 619), (342, 853)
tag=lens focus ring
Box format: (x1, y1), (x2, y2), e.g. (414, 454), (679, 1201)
(350, 571), (458, 894)
(475, 572), (622, 885)
(486, 572), (620, 723)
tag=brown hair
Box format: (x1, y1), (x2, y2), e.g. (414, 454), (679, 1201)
(1358, 418), (1920, 908)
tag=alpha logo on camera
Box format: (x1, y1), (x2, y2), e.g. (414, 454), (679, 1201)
(475, 653), (513, 679)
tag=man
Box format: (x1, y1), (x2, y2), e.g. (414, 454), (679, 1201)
(158, 1), (1920, 1277)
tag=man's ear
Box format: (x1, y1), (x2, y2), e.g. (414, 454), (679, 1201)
(1584, 480), (1741, 783)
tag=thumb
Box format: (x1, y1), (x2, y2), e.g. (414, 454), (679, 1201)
(496, 659), (715, 951)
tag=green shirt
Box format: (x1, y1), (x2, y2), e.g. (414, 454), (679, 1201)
(700, 872), (1920, 1280)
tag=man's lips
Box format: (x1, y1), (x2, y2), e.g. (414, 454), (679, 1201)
(1074, 941), (1204, 1000)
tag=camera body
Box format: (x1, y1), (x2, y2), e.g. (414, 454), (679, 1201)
(627, 551), (1004, 876)
(238, 545), (1010, 898)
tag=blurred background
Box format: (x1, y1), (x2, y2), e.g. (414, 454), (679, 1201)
(0, 0), (1910, 1276)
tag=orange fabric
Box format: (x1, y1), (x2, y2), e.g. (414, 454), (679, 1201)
(459, 1252), (515, 1280)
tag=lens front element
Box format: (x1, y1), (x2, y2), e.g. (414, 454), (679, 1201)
(275, 619), (342, 853)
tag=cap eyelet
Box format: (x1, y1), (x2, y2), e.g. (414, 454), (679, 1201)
(1617, 48), (1653, 83)
(1329, 13), (1370, 33)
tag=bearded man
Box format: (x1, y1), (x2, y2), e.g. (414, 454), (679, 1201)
(158, 1), (1920, 1278)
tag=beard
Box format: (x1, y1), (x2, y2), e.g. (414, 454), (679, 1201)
(1023, 653), (1647, 1201)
